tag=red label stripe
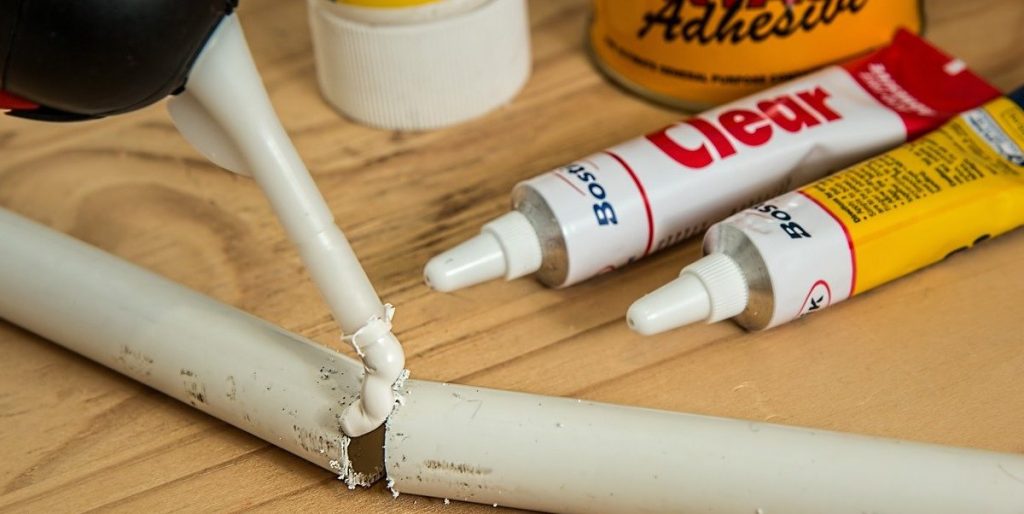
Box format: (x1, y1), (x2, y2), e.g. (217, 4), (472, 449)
(553, 172), (588, 197)
(0, 91), (39, 110)
(604, 150), (654, 257)
(798, 191), (857, 297)
(841, 29), (999, 140)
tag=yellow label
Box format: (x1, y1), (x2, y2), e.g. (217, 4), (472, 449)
(801, 97), (1024, 295)
(590, 0), (922, 107)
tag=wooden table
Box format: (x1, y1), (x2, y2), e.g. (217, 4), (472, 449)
(2, 1), (1022, 512)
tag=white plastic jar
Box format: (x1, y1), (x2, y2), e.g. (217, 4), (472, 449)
(307, 0), (531, 130)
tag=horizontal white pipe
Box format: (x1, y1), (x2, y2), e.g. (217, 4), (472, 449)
(0, 208), (371, 483)
(2, 207), (1024, 513)
(388, 381), (1024, 513)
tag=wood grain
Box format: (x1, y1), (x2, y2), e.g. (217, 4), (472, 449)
(2, 0), (1023, 512)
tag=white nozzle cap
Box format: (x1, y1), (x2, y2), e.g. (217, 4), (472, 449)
(627, 253), (749, 336)
(424, 231), (506, 292)
(424, 211), (542, 292)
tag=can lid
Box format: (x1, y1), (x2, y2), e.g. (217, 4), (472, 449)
(424, 210), (542, 292)
(307, 0), (531, 130)
(628, 253), (749, 336)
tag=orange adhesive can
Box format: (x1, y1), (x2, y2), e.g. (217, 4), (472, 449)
(589, 0), (924, 109)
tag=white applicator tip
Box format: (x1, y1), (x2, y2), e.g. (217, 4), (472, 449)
(627, 274), (713, 336)
(424, 232), (507, 293)
(424, 211), (543, 292)
(628, 253), (749, 336)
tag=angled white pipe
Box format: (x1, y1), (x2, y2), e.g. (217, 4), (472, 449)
(1, 207), (1023, 513)
(168, 14), (403, 436)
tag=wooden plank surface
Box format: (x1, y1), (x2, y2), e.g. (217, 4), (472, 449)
(2, 0), (1023, 511)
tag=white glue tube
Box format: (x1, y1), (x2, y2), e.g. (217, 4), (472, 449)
(629, 90), (1024, 335)
(424, 30), (1000, 292)
(167, 14), (403, 437)
(2, 208), (1023, 512)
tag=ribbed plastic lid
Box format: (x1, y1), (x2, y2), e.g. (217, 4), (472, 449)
(307, 0), (531, 130)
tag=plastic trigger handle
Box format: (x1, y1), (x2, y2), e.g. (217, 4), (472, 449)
(168, 91), (251, 176)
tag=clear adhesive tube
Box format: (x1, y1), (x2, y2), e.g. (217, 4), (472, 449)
(629, 91), (1024, 335)
(424, 31), (999, 292)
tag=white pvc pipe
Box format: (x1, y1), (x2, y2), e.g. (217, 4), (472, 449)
(388, 381), (1024, 513)
(3, 207), (1024, 513)
(0, 208), (371, 484)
